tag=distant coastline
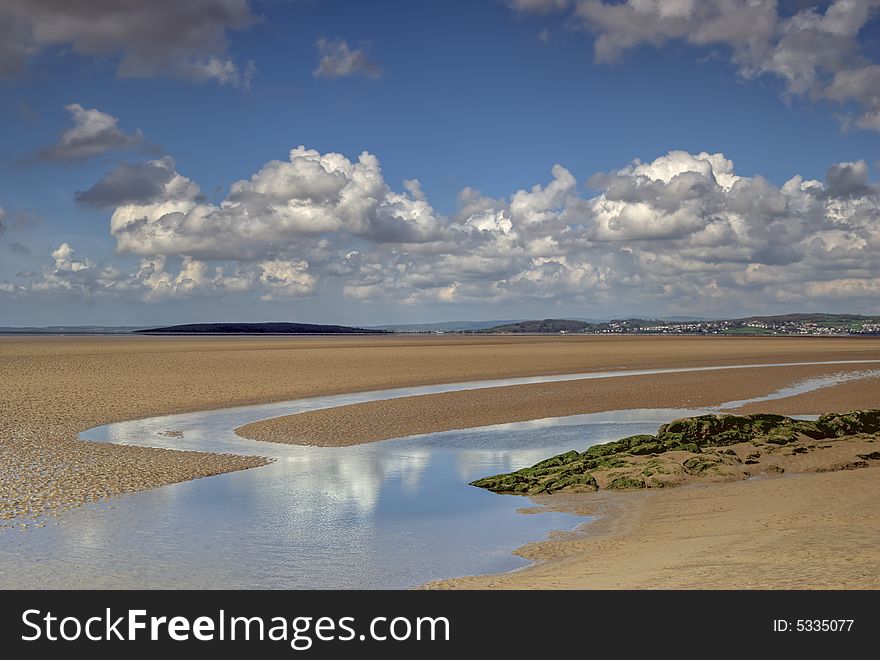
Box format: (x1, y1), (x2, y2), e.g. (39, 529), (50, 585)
(0, 326), (148, 336)
(2, 312), (880, 337)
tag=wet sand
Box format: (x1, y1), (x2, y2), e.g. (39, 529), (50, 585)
(237, 364), (880, 446)
(3, 333), (880, 574)
(429, 467), (880, 589)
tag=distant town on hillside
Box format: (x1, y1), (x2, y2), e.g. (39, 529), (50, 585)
(477, 314), (880, 336)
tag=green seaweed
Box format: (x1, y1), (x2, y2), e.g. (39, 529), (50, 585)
(470, 409), (880, 494)
(607, 476), (646, 490)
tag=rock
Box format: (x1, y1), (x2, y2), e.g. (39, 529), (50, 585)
(470, 461), (599, 495)
(531, 450), (580, 469)
(543, 473), (598, 494)
(814, 460), (870, 473)
(815, 410), (880, 438)
(470, 410), (880, 495)
(766, 433), (797, 445)
(628, 441), (663, 456)
(607, 476), (646, 490)
(682, 456), (722, 474)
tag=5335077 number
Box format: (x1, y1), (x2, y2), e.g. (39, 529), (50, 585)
(773, 619), (854, 632)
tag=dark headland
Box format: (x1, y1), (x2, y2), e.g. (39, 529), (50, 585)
(135, 322), (388, 335)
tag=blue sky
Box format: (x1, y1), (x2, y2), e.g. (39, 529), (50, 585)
(1, 0), (880, 325)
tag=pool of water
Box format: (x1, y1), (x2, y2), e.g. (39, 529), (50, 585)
(0, 361), (875, 589)
(0, 411), (692, 589)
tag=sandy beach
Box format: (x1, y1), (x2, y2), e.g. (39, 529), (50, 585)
(428, 467), (880, 589)
(3, 333), (880, 589)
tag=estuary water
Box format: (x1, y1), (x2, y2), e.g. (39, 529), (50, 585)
(0, 361), (877, 589)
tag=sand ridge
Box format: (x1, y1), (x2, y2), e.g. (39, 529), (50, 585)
(236, 365), (880, 446)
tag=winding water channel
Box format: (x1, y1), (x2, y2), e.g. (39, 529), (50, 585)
(1, 360), (878, 588)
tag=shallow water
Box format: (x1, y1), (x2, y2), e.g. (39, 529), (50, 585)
(1, 412), (683, 589)
(0, 362), (875, 589)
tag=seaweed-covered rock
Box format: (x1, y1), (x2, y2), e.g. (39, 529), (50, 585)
(682, 456), (722, 474)
(814, 460), (870, 472)
(607, 475), (646, 490)
(815, 410), (880, 437)
(628, 441), (664, 456)
(470, 410), (880, 495)
(766, 432), (798, 445)
(657, 414), (755, 447)
(471, 462), (599, 495)
(531, 450), (580, 469)
(542, 473), (599, 493)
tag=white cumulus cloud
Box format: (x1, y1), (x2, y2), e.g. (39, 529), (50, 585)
(510, 0), (880, 132)
(259, 259), (316, 300)
(7, 146), (880, 316)
(110, 146), (444, 259)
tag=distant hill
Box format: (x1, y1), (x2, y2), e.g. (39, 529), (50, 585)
(136, 322), (388, 335)
(481, 313), (880, 335)
(486, 319), (593, 333)
(660, 316), (718, 322)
